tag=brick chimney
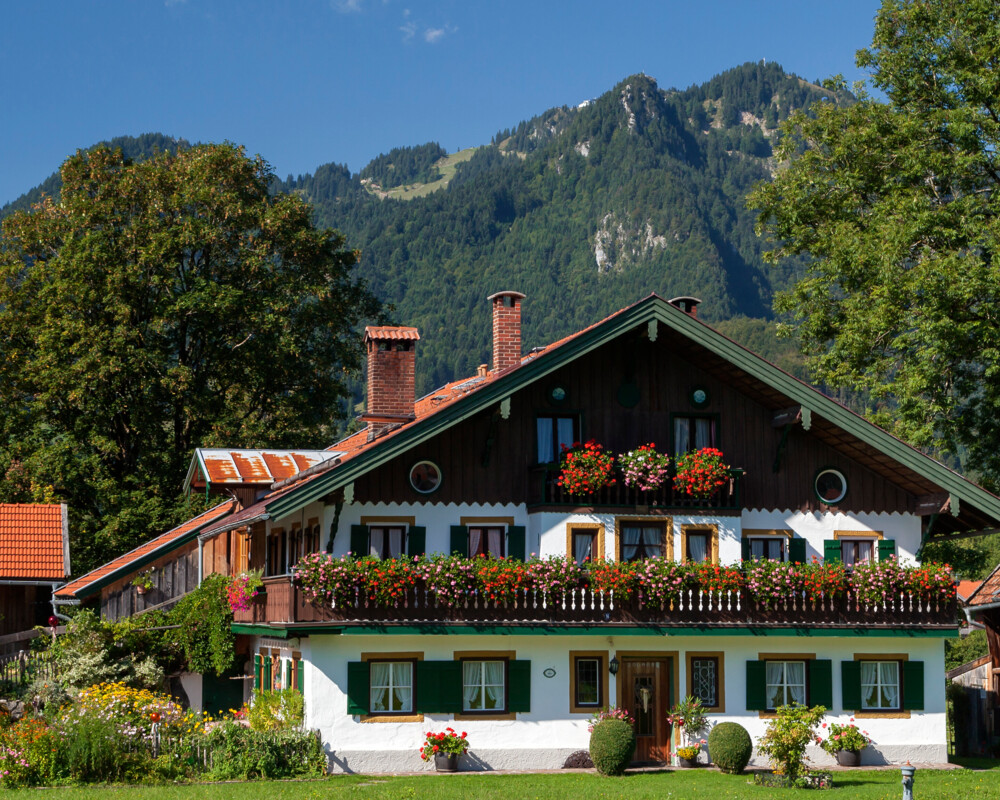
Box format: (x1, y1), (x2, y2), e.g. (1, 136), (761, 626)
(668, 296), (702, 318)
(362, 326), (420, 435)
(488, 291), (526, 374)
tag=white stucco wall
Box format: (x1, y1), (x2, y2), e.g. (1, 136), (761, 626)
(292, 631), (947, 773)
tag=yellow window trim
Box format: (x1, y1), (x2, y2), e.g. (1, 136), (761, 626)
(453, 650), (517, 721)
(742, 528), (793, 538)
(756, 653), (817, 720)
(614, 516), (674, 561)
(680, 523), (719, 565)
(569, 650), (609, 714)
(833, 530), (884, 540)
(566, 523), (604, 562)
(850, 653), (910, 719)
(360, 515), (416, 526)
(359, 651), (424, 723)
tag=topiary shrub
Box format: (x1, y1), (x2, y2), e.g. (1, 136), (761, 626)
(589, 718), (635, 776)
(708, 721), (753, 774)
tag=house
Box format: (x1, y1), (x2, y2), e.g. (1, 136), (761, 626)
(960, 564), (1000, 754)
(0, 503), (70, 644)
(71, 293), (1000, 770)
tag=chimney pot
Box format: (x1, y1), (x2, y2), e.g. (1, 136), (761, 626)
(363, 326), (420, 435)
(487, 291), (526, 373)
(668, 296), (702, 318)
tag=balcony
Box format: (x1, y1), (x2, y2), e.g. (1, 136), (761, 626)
(526, 466), (743, 511)
(233, 576), (957, 631)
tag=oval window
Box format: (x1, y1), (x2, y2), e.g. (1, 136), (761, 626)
(409, 460), (442, 494)
(814, 468), (848, 505)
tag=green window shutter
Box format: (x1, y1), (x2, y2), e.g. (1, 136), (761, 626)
(439, 661), (464, 713)
(263, 656), (272, 690)
(745, 660), (767, 711)
(253, 654), (261, 691)
(450, 525), (469, 558)
(507, 526), (526, 561)
(415, 661), (439, 712)
(296, 660), (304, 693)
(841, 660), (862, 711)
(346, 662), (370, 715)
(878, 539), (897, 562)
(823, 540), (842, 564)
(808, 659), (833, 709)
(350, 524), (369, 557)
(284, 660), (292, 690)
(740, 538), (751, 562)
(408, 526), (426, 557)
(902, 661), (924, 710)
(508, 660), (531, 712)
(789, 538), (806, 564)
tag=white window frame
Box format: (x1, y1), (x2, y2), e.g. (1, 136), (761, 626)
(368, 660), (414, 715)
(860, 660), (901, 711)
(765, 660), (807, 710)
(462, 659), (507, 712)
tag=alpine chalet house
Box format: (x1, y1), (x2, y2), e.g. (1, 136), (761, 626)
(117, 294), (1000, 769)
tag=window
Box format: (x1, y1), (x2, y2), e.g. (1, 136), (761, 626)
(571, 654), (604, 710)
(750, 537), (785, 561)
(620, 522), (666, 561)
(861, 661), (900, 710)
(571, 529), (596, 564)
(686, 530), (711, 562)
(842, 539), (874, 566)
(673, 415), (716, 456)
(691, 657), (719, 708)
(368, 525), (407, 559)
(814, 468), (848, 504)
(462, 660), (506, 712)
(469, 526), (505, 558)
(766, 661), (806, 709)
(409, 460), (442, 494)
(369, 661), (414, 714)
(266, 528), (288, 576)
(537, 414), (578, 464)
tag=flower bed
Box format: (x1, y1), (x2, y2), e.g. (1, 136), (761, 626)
(293, 553), (955, 610)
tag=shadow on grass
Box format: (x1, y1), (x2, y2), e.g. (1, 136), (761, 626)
(949, 756), (1000, 770)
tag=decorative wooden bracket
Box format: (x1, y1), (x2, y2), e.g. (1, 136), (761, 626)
(499, 397), (511, 420)
(343, 482), (355, 505)
(950, 493), (961, 517)
(647, 320), (658, 342)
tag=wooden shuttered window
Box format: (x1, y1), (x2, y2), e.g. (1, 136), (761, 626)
(416, 661), (463, 713)
(508, 659), (531, 712)
(902, 661), (924, 710)
(841, 660), (862, 711)
(350, 524), (369, 557)
(507, 526), (526, 561)
(745, 659), (832, 710)
(346, 662), (370, 715)
(740, 538), (751, 562)
(788, 538), (806, 564)
(284, 659), (292, 690)
(450, 525), (469, 558)
(253, 654), (261, 691)
(841, 659), (922, 711)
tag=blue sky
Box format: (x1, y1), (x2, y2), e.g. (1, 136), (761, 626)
(1, 0), (881, 206)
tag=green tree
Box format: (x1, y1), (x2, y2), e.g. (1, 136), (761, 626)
(750, 0), (1000, 487)
(0, 143), (380, 572)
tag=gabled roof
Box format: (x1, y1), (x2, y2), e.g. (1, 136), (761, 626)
(0, 503), (69, 581)
(184, 449), (342, 492)
(202, 294), (1000, 537)
(965, 563), (1000, 610)
(54, 500), (234, 601)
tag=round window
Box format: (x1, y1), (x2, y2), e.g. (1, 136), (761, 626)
(814, 468), (848, 505)
(409, 460), (442, 494)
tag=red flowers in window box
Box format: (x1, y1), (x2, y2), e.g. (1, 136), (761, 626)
(673, 447), (730, 499)
(557, 440), (616, 496)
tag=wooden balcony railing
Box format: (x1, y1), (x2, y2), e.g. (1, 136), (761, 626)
(233, 577), (956, 630)
(527, 466), (743, 510)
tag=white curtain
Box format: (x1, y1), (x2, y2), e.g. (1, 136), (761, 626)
(468, 528), (483, 558)
(688, 534), (708, 563)
(369, 529), (384, 558)
(556, 418), (575, 452)
(673, 418), (690, 456)
(622, 526), (641, 561)
(485, 661), (505, 708)
(861, 661), (878, 708)
(487, 528), (504, 557)
(370, 662), (391, 712)
(574, 535), (592, 565)
(765, 662), (784, 708)
(694, 418), (713, 449)
(751, 539), (765, 559)
(880, 662), (899, 708)
(386, 528), (404, 558)
(537, 419), (554, 464)
(785, 661), (806, 705)
(463, 661), (481, 709)
(391, 662), (411, 712)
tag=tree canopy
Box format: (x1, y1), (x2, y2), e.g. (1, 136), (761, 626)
(0, 143), (380, 572)
(750, 0), (1000, 487)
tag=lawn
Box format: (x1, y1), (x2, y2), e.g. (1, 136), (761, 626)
(5, 767), (999, 800)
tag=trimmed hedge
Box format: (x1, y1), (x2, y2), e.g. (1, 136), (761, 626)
(589, 718), (636, 776)
(708, 721), (753, 775)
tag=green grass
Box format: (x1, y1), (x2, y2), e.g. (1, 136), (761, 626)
(6, 768), (1000, 800)
(367, 147), (479, 201)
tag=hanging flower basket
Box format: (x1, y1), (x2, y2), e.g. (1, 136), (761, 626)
(617, 443), (671, 491)
(673, 447), (730, 499)
(557, 440), (616, 496)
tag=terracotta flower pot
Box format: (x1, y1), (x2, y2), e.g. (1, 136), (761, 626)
(836, 749), (861, 767)
(434, 753), (459, 772)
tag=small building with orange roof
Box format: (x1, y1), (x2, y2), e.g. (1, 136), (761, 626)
(0, 503), (69, 636)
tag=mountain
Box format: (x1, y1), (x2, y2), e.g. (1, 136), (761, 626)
(2, 64), (846, 396)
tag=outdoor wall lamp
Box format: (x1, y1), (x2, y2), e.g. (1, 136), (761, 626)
(609, 655), (619, 675)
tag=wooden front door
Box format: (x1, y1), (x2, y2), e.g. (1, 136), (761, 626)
(620, 657), (673, 764)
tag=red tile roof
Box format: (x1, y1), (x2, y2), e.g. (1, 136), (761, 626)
(365, 326), (420, 340)
(187, 449), (340, 489)
(54, 500), (234, 600)
(0, 504), (68, 581)
(957, 580), (983, 603)
(966, 564), (1000, 608)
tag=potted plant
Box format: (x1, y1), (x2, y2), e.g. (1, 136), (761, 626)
(818, 720), (871, 767)
(226, 569), (264, 612)
(420, 727), (469, 772)
(675, 741), (705, 767)
(617, 443), (671, 491)
(131, 571), (155, 595)
(557, 440), (616, 496)
(673, 447), (730, 499)
(666, 695), (709, 742)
